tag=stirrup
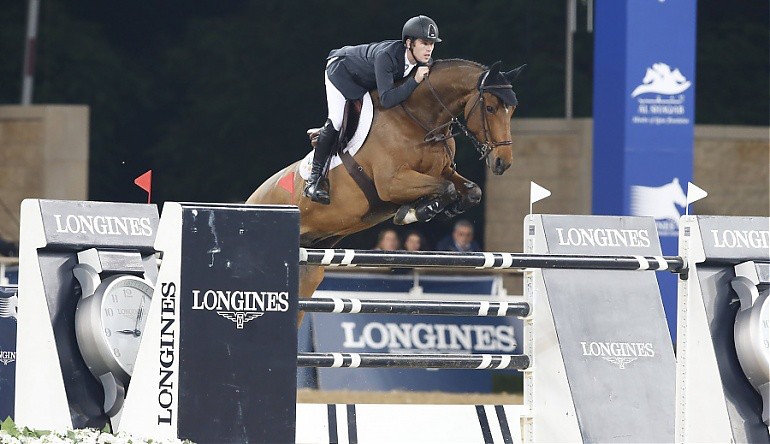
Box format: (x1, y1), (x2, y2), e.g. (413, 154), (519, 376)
(303, 178), (331, 205)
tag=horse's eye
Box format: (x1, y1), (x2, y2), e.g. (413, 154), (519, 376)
(486, 105), (495, 113)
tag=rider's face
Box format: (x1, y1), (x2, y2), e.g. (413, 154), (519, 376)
(408, 38), (434, 63)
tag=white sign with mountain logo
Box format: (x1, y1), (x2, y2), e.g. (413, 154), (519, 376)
(631, 62), (691, 126)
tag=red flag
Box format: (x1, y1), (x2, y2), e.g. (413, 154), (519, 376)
(134, 170), (152, 204)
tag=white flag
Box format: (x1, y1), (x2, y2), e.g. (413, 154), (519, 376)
(530, 181), (551, 205)
(686, 182), (708, 205)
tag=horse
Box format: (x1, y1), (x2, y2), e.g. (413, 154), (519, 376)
(246, 58), (524, 316)
(630, 177), (688, 223)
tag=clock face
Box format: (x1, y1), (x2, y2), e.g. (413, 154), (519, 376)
(99, 276), (154, 376)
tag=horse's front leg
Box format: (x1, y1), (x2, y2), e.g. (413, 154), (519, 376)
(379, 169), (459, 225)
(441, 171), (482, 219)
(297, 264), (324, 327)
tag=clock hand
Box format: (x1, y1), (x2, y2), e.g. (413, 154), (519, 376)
(133, 295), (146, 332)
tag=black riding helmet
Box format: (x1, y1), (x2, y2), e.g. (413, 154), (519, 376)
(402, 15), (442, 43)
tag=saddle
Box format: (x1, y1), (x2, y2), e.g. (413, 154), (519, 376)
(307, 99), (362, 151)
(306, 99), (386, 212)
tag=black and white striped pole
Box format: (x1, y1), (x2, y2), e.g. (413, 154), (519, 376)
(300, 248), (684, 273)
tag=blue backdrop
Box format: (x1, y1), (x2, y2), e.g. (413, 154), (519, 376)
(593, 0), (697, 339)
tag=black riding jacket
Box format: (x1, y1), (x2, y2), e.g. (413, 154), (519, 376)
(327, 40), (430, 109)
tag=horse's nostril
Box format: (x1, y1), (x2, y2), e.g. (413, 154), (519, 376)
(495, 157), (503, 167)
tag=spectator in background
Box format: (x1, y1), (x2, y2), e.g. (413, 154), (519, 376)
(436, 219), (481, 252)
(0, 236), (17, 257)
(373, 227), (401, 251)
(403, 230), (428, 252)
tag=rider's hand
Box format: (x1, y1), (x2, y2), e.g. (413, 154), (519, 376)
(414, 66), (430, 83)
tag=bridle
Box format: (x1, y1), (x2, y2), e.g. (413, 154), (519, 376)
(401, 69), (514, 160)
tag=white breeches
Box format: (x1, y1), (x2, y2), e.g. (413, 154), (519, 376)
(325, 59), (346, 131)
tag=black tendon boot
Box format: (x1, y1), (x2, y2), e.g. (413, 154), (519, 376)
(303, 120), (338, 204)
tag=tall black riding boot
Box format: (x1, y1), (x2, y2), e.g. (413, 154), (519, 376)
(303, 120), (338, 205)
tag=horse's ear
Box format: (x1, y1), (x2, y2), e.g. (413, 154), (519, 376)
(488, 61), (502, 74)
(504, 64), (527, 83)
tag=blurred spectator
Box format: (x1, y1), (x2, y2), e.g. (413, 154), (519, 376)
(403, 230), (428, 252)
(436, 219), (480, 252)
(0, 236), (17, 257)
(373, 227), (401, 250)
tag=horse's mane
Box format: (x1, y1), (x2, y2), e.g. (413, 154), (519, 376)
(431, 58), (487, 72)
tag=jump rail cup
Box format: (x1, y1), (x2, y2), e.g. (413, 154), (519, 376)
(300, 248), (684, 272)
(298, 297), (531, 317)
(297, 352), (530, 370)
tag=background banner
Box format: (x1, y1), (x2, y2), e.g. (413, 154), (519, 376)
(593, 0), (697, 339)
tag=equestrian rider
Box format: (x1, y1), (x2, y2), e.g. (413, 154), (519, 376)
(303, 15), (441, 205)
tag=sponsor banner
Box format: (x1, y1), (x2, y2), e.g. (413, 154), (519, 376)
(0, 285), (17, 420)
(694, 216), (770, 262)
(37, 200), (159, 249)
(540, 214), (661, 256)
(593, 0), (697, 340)
(309, 283), (522, 393)
(542, 267), (676, 440)
(177, 205), (298, 442)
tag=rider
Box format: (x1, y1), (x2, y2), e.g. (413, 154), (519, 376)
(303, 15), (442, 205)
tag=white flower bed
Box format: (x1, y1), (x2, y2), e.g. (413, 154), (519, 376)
(0, 420), (192, 444)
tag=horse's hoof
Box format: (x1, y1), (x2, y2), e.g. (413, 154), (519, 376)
(393, 205), (418, 225)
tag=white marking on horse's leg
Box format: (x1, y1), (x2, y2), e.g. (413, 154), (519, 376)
(402, 209), (418, 224)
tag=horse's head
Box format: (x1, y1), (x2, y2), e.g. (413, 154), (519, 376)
(463, 62), (525, 175)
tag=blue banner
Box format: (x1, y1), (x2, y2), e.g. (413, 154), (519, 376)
(593, 0), (697, 340)
(300, 272), (523, 392)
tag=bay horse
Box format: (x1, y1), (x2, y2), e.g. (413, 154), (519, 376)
(246, 59), (523, 313)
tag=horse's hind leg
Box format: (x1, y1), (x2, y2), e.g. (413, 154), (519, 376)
(298, 264), (325, 327)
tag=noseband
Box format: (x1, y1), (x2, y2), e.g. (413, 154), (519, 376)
(401, 70), (514, 160)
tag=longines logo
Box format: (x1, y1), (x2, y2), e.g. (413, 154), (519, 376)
(341, 321), (517, 353)
(0, 350), (15, 365)
(555, 228), (651, 248)
(158, 282), (177, 425)
(710, 229), (770, 249)
(53, 214), (154, 237)
(192, 289), (290, 329)
(581, 341), (655, 369)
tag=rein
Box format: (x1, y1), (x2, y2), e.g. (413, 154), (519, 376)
(400, 71), (514, 160)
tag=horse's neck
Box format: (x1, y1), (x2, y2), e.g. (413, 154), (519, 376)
(405, 64), (481, 125)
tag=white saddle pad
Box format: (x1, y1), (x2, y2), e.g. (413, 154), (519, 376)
(299, 92), (374, 180)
